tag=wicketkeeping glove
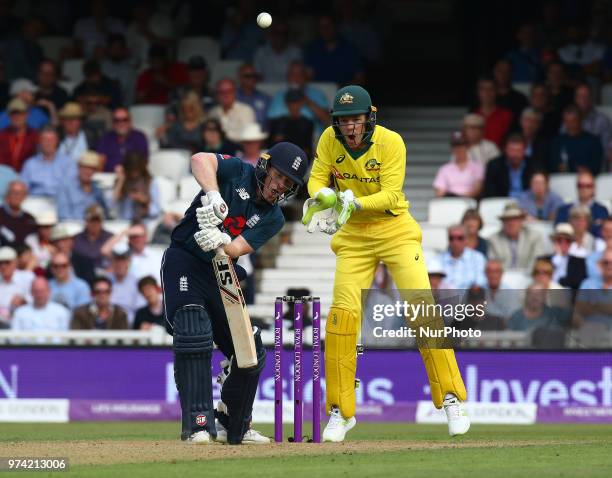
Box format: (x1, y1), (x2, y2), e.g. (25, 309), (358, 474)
(196, 191), (228, 228)
(334, 189), (361, 229)
(194, 226), (231, 252)
(301, 187), (338, 234)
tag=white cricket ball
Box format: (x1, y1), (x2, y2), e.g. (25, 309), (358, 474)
(257, 12), (272, 29)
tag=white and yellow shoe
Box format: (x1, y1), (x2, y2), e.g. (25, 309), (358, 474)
(322, 406), (356, 442)
(443, 393), (470, 436)
(187, 430), (212, 444)
(215, 419), (270, 444)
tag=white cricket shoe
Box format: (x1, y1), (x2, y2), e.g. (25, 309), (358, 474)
(443, 393), (470, 436)
(187, 430), (212, 444)
(322, 406), (356, 442)
(215, 419), (270, 444)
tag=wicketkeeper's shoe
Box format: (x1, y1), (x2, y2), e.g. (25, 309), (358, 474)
(187, 430), (212, 444)
(322, 406), (356, 442)
(214, 419), (270, 444)
(443, 393), (470, 436)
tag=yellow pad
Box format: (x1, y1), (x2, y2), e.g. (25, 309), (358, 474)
(325, 306), (358, 418)
(420, 348), (467, 408)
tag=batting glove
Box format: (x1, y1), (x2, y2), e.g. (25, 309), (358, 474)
(194, 227), (231, 252)
(196, 191), (228, 228)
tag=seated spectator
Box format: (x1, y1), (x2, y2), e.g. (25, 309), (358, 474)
(236, 63), (271, 130)
(35, 60), (68, 112)
(530, 257), (572, 309)
(126, 224), (162, 282)
(519, 108), (549, 168)
(269, 88), (315, 157)
(133, 275), (164, 330)
(462, 114), (499, 166)
(507, 284), (566, 331)
(254, 20), (302, 83)
(0, 180), (37, 247)
(550, 105), (603, 175)
(57, 103), (91, 163)
(77, 88), (113, 145)
(152, 211), (182, 245)
(72, 205), (112, 284)
(504, 23), (542, 83)
(586, 218), (612, 280)
(71, 276), (128, 330)
(111, 153), (160, 222)
(555, 171), (609, 236)
(237, 123), (268, 167)
(568, 205), (597, 258)
(528, 82), (562, 140)
(4, 17), (44, 83)
(483, 134), (537, 198)
(0, 164), (18, 198)
(573, 83), (612, 157)
(12, 277), (70, 332)
(304, 14), (364, 85)
(220, 4), (264, 61)
(21, 126), (75, 197)
(518, 171), (564, 221)
(73, 0), (126, 58)
(198, 118), (241, 156)
(73, 59), (122, 111)
(0, 246), (33, 324)
(433, 131), (483, 198)
(483, 259), (516, 323)
(574, 247), (612, 329)
(24, 211), (57, 269)
(100, 34), (137, 106)
(157, 91), (205, 151)
(105, 244), (143, 322)
(545, 61), (574, 114)
(48, 252), (90, 311)
(461, 208), (487, 256)
(488, 202), (547, 270)
(0, 98), (39, 171)
(135, 43), (188, 105)
(209, 79), (256, 143)
(542, 223), (586, 290)
(473, 77), (513, 147)
(557, 23), (605, 84)
(57, 151), (107, 221)
(15, 244), (37, 273)
(268, 61), (330, 135)
(168, 56), (214, 115)
(0, 78), (51, 129)
(438, 225), (487, 289)
(97, 107), (149, 173)
(493, 59), (528, 120)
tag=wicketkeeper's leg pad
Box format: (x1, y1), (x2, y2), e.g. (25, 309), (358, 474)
(325, 306), (358, 419)
(419, 348), (467, 408)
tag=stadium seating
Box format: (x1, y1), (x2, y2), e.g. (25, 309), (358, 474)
(595, 173), (612, 204)
(154, 176), (178, 211)
(479, 197), (514, 226)
(210, 60), (242, 84)
(310, 81), (338, 106)
(177, 37), (220, 69)
(178, 175), (201, 201)
(549, 173), (578, 202)
(92, 172), (116, 190)
(61, 58), (84, 84)
(163, 198), (192, 215)
(148, 149), (191, 183)
(103, 220), (131, 235)
(129, 105), (166, 138)
(420, 223), (448, 251)
(501, 269), (531, 289)
(427, 197), (477, 226)
(257, 82), (287, 99)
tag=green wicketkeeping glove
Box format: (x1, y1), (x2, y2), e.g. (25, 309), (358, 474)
(302, 187), (338, 227)
(334, 189), (361, 229)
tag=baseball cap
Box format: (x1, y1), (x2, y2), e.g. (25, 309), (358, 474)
(10, 78), (38, 96)
(7, 98), (27, 113)
(0, 246), (17, 261)
(187, 55), (207, 70)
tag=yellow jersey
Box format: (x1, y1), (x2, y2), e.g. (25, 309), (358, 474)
(308, 125), (409, 222)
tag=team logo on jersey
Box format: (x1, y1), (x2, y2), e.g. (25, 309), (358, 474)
(236, 187), (250, 200)
(179, 276), (188, 292)
(292, 156), (302, 171)
(335, 154), (345, 164)
(365, 158), (381, 171)
(223, 216), (246, 236)
(246, 214), (260, 228)
(338, 93), (354, 104)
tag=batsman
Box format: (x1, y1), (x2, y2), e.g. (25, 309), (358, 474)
(303, 85), (470, 442)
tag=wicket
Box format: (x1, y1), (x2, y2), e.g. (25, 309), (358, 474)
(274, 296), (321, 443)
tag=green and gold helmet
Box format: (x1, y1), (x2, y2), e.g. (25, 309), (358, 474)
(331, 85), (377, 146)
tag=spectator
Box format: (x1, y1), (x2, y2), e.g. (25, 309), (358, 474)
(433, 131), (483, 198)
(439, 225), (487, 289)
(72, 205), (112, 283)
(78, 88), (113, 145)
(12, 277), (70, 332)
(48, 252), (90, 311)
(73, 0), (126, 58)
(568, 205), (596, 258)
(0, 98), (39, 171)
(0, 246), (33, 324)
(71, 276), (128, 330)
(518, 171), (564, 221)
(151, 209), (182, 246)
(304, 14), (364, 85)
(0, 180), (37, 247)
(573, 83), (612, 157)
(105, 244), (143, 322)
(133, 275), (164, 330)
(473, 77), (513, 147)
(237, 123), (268, 167)
(0, 163), (18, 198)
(0, 79), (50, 130)
(530, 257), (572, 309)
(555, 171), (609, 236)
(461, 208), (487, 256)
(253, 20), (302, 83)
(493, 59), (528, 120)
(557, 23), (605, 83)
(507, 284), (565, 331)
(24, 211), (57, 269)
(586, 218), (612, 280)
(4, 17), (44, 82)
(542, 222), (586, 290)
(168, 56), (214, 115)
(528, 82), (562, 140)
(198, 118), (241, 156)
(20, 126), (74, 197)
(574, 247), (612, 329)
(519, 108), (549, 167)
(236, 63), (271, 130)
(268, 61), (330, 135)
(111, 153), (160, 222)
(101, 34), (137, 106)
(268, 88), (315, 157)
(57, 102), (91, 163)
(209, 79), (256, 143)
(504, 23), (541, 83)
(96, 107), (149, 173)
(482, 134), (536, 198)
(545, 61), (574, 114)
(427, 256), (454, 290)
(48, 225), (90, 280)
(488, 202), (547, 270)
(462, 114), (499, 166)
(15, 244), (37, 273)
(220, 1), (263, 61)
(157, 91), (205, 151)
(73, 60), (122, 110)
(35, 59), (68, 112)
(483, 259), (515, 323)
(135, 43), (188, 105)
(56, 151), (107, 221)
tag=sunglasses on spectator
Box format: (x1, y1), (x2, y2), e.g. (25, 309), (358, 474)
(0, 260), (11, 265)
(93, 288), (111, 295)
(602, 260), (612, 266)
(577, 183), (594, 188)
(534, 269), (552, 275)
(51, 262), (69, 268)
(448, 235), (465, 241)
(113, 117), (130, 123)
(554, 237), (572, 243)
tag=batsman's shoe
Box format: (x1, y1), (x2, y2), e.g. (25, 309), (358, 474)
(443, 393), (470, 436)
(322, 406), (356, 442)
(214, 419), (270, 444)
(187, 430), (212, 444)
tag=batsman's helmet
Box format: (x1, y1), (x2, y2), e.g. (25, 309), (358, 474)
(255, 142), (309, 204)
(331, 85), (377, 144)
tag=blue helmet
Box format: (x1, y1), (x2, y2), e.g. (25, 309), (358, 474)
(255, 142), (309, 203)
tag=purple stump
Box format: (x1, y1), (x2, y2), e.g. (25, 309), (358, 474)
(293, 299), (303, 442)
(274, 297), (283, 443)
(312, 297), (321, 443)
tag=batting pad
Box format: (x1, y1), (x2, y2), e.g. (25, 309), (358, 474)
(325, 306), (358, 418)
(419, 348), (467, 408)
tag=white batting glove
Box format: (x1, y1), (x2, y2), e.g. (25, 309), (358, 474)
(194, 227), (231, 252)
(196, 191), (228, 228)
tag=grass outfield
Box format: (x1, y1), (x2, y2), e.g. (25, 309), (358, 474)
(2, 422), (611, 477)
